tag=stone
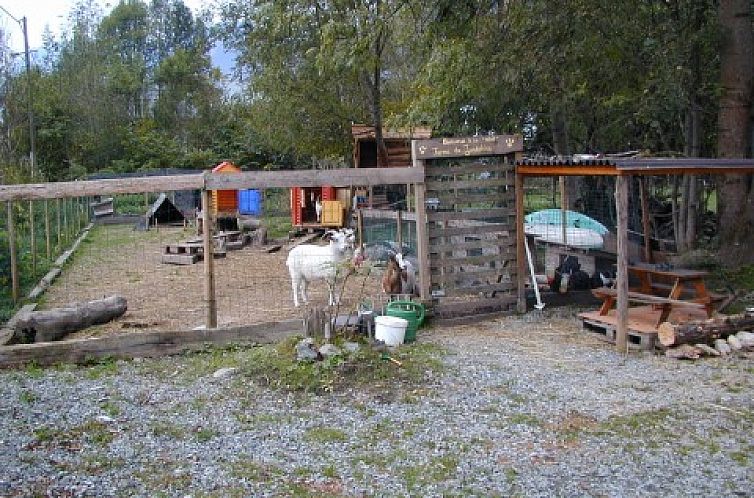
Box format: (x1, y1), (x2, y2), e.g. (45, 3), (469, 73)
(212, 367), (238, 379)
(319, 343), (342, 358)
(727, 335), (743, 351)
(714, 338), (731, 355)
(96, 415), (116, 424)
(296, 338), (320, 362)
(343, 341), (361, 354)
(694, 344), (720, 357)
(735, 331), (754, 348)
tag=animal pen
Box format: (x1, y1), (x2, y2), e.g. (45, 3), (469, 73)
(515, 157), (754, 352)
(3, 147), (754, 366)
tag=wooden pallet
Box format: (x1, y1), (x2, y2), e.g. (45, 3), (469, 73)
(581, 316), (657, 350)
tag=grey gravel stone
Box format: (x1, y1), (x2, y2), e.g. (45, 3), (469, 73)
(1, 307), (752, 497)
(319, 343), (341, 357)
(211, 367), (238, 379)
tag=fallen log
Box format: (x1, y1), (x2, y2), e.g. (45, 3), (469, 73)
(658, 313), (754, 347)
(13, 295), (127, 343)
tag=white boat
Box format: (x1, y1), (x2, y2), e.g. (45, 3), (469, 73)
(525, 223), (604, 249)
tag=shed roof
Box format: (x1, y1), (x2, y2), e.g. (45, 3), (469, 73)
(212, 161), (241, 173)
(516, 157), (754, 176)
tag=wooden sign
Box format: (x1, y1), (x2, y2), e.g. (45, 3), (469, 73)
(413, 134), (523, 160)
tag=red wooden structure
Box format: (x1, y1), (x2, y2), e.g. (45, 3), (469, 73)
(290, 186), (335, 227)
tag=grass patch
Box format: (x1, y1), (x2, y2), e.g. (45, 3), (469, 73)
(228, 458), (284, 481)
(151, 422), (186, 440)
(241, 336), (445, 394)
(403, 454), (459, 491)
(19, 390), (38, 403)
(304, 426), (349, 444)
(32, 419), (114, 448)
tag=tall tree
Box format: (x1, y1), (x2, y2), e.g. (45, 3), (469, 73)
(716, 0), (754, 265)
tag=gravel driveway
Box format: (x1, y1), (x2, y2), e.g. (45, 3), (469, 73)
(1, 307), (752, 497)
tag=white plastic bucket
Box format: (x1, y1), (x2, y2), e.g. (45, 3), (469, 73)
(374, 315), (408, 346)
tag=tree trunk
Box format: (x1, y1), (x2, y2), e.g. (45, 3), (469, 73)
(13, 295), (127, 343)
(717, 0), (754, 265)
(658, 313), (754, 347)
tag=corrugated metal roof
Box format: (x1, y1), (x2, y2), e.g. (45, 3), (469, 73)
(516, 156), (754, 174)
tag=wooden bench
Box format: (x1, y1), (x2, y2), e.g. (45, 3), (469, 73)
(591, 287), (710, 327)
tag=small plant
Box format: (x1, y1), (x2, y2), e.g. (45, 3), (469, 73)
(19, 390), (38, 404)
(304, 426), (349, 444)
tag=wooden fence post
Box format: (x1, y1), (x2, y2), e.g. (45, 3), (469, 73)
(56, 198), (61, 250)
(616, 175), (629, 353)
(63, 197), (69, 244)
(515, 171), (527, 313)
(7, 201), (19, 304)
(201, 189), (217, 329)
(44, 199), (51, 259)
(639, 177), (653, 263)
(29, 200), (36, 277)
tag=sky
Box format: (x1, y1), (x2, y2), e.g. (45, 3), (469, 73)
(0, 0), (205, 53)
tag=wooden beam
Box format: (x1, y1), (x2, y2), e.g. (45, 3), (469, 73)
(412, 142), (431, 302)
(615, 175), (629, 353)
(205, 167), (424, 190)
(396, 210), (403, 249)
(516, 165), (618, 177)
(201, 190), (217, 329)
(44, 199), (51, 259)
(0, 174), (204, 201)
(638, 177), (653, 263)
(0, 320), (302, 368)
(359, 208), (417, 221)
(515, 170), (527, 313)
(7, 201), (19, 304)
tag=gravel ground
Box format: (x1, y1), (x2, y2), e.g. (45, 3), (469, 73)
(1, 307), (753, 497)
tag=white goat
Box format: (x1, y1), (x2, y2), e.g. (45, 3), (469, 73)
(286, 229), (355, 307)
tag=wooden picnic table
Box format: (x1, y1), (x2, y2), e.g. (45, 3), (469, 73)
(591, 264), (715, 327)
(628, 264), (713, 313)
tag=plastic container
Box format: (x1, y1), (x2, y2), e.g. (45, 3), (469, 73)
(374, 315), (408, 346)
(238, 189), (262, 215)
(385, 301), (425, 343)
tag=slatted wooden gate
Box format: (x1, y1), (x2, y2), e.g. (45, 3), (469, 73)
(413, 135), (523, 321)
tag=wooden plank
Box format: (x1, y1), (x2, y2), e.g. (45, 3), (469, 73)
(201, 190), (217, 329)
(161, 253), (200, 265)
(429, 191), (515, 206)
(0, 320), (302, 368)
(430, 238), (515, 253)
(427, 208), (514, 222)
(425, 161), (515, 176)
(429, 224), (510, 238)
(435, 282), (516, 296)
(432, 296), (517, 316)
(615, 175), (629, 353)
(0, 174), (204, 201)
(411, 147), (431, 302)
(431, 267), (514, 285)
(429, 251), (516, 268)
(426, 178), (511, 191)
(413, 135), (523, 160)
(358, 208), (417, 221)
(7, 201), (19, 304)
(515, 170), (526, 312)
(206, 167), (424, 190)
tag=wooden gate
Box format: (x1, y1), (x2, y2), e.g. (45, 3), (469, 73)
(413, 135), (523, 321)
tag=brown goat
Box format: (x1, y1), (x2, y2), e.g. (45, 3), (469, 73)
(382, 254), (403, 295)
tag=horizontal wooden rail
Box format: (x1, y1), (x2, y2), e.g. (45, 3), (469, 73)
(205, 166), (424, 190)
(0, 167), (425, 202)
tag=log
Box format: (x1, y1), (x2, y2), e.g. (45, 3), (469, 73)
(13, 295), (127, 343)
(657, 313), (754, 347)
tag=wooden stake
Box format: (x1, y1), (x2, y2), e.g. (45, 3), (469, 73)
(639, 177), (653, 263)
(29, 200), (36, 277)
(515, 170), (526, 313)
(63, 198), (69, 244)
(7, 202), (19, 304)
(201, 189), (217, 329)
(357, 209), (364, 248)
(55, 198), (61, 250)
(44, 199), (51, 259)
(615, 175), (629, 353)
(411, 143), (430, 302)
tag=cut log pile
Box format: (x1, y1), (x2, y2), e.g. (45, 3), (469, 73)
(661, 316), (754, 359)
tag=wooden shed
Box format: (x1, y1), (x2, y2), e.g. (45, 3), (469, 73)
(210, 161), (241, 216)
(290, 186), (340, 227)
(351, 125), (431, 209)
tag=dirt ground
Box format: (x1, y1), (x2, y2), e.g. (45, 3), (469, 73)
(42, 224), (385, 338)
